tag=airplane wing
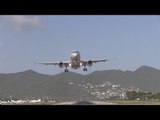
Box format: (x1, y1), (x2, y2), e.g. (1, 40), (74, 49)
(91, 59), (110, 63)
(36, 61), (70, 67)
(81, 59), (110, 66)
(36, 62), (59, 65)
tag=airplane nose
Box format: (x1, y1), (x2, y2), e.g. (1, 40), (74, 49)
(71, 53), (78, 58)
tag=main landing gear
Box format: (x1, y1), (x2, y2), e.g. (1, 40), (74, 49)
(83, 68), (87, 72)
(64, 69), (69, 72)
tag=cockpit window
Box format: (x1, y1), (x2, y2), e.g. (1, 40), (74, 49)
(72, 50), (79, 53)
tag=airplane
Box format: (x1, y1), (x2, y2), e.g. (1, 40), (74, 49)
(37, 50), (110, 72)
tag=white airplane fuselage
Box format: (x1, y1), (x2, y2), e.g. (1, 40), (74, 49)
(70, 51), (81, 69)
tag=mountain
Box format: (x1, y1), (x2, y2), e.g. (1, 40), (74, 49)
(0, 70), (94, 100)
(0, 66), (160, 100)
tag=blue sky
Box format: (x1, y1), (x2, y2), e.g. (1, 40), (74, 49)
(0, 15), (160, 75)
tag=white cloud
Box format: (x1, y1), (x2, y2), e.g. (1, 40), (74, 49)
(4, 15), (43, 31)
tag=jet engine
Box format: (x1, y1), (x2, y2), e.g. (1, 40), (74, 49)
(88, 60), (93, 66)
(59, 62), (64, 68)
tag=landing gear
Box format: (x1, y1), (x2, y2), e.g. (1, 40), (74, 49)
(83, 68), (87, 72)
(64, 69), (69, 72)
